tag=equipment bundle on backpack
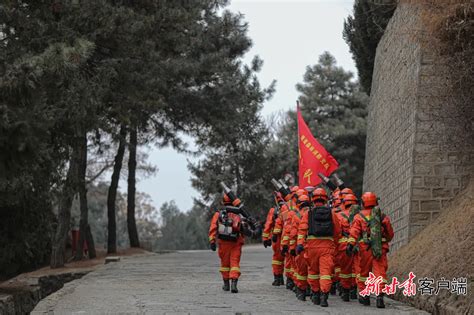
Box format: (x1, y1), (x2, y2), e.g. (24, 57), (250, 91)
(217, 208), (241, 241)
(308, 206), (333, 237)
(359, 206), (383, 259)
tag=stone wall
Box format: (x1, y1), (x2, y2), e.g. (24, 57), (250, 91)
(363, 3), (473, 250)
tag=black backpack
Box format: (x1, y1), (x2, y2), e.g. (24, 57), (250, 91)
(308, 206), (333, 237)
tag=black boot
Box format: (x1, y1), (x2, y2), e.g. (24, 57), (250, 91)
(337, 281), (342, 296)
(330, 282), (337, 295)
(272, 274), (280, 286)
(231, 279), (238, 293)
(320, 292), (329, 307)
(296, 287), (306, 301)
(222, 279), (230, 291)
(286, 277), (294, 290)
(279, 275), (285, 286)
(311, 291), (321, 305)
(376, 294), (385, 308)
(305, 286), (311, 297)
(350, 286), (357, 300)
(359, 295), (370, 306)
(341, 288), (350, 302)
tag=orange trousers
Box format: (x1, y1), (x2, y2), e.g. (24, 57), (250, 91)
(284, 253), (294, 279)
(306, 245), (335, 293)
(294, 254), (308, 289)
(218, 240), (242, 280)
(271, 235), (284, 275)
(357, 246), (388, 292)
(336, 250), (354, 289)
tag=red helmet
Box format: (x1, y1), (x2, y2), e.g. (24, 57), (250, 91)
(312, 188), (328, 202)
(297, 194), (310, 203)
(361, 192), (378, 208)
(343, 194), (358, 207)
(274, 191), (284, 202)
(223, 193), (232, 205)
(291, 186), (299, 193)
(296, 189), (307, 197)
(340, 188), (354, 196)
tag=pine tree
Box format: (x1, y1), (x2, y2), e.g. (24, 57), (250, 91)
(343, 0), (397, 94)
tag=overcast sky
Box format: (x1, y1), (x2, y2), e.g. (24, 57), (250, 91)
(136, 0), (357, 212)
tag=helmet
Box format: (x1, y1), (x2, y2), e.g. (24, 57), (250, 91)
(290, 186), (299, 193)
(274, 191), (284, 202)
(343, 194), (358, 207)
(296, 189), (307, 197)
(312, 187), (328, 202)
(297, 194), (309, 203)
(361, 192), (378, 208)
(340, 188), (354, 196)
(223, 193), (232, 205)
(297, 194), (310, 208)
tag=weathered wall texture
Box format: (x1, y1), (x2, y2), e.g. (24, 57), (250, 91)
(363, 3), (473, 251)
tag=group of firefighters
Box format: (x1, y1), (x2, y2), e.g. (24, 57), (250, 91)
(208, 178), (394, 309)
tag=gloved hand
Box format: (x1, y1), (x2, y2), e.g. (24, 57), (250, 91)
(296, 244), (304, 255)
(290, 249), (296, 256)
(281, 245), (289, 256)
(210, 242), (216, 251)
(346, 243), (354, 256)
(272, 234), (278, 243)
(263, 239), (272, 248)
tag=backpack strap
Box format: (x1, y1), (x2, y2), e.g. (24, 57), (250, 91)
(340, 212), (350, 222)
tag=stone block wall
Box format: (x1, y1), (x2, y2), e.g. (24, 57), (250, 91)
(363, 3), (473, 250)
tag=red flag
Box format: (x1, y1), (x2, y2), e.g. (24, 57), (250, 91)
(297, 106), (339, 188)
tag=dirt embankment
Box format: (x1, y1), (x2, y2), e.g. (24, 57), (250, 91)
(389, 180), (473, 314)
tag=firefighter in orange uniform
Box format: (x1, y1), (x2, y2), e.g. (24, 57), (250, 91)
(208, 194), (257, 293)
(262, 192), (286, 286)
(297, 188), (341, 307)
(347, 192), (394, 308)
(291, 193), (311, 301)
(330, 189), (343, 295)
(335, 193), (359, 302)
(274, 186), (299, 290)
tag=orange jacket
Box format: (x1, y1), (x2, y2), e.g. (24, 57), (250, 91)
(280, 210), (296, 247)
(297, 207), (341, 248)
(290, 207), (308, 250)
(348, 208), (394, 251)
(262, 207), (276, 240)
(208, 211), (244, 244)
(272, 203), (290, 236)
(335, 208), (354, 250)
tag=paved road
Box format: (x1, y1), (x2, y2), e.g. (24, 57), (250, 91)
(33, 246), (427, 314)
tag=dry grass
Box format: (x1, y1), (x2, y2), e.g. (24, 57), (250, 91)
(389, 180), (474, 314)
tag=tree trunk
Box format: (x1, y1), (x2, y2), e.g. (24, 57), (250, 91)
(75, 131), (96, 260)
(127, 125), (140, 248)
(51, 148), (78, 268)
(107, 125), (127, 254)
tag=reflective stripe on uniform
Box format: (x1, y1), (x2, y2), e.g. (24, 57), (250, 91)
(307, 236), (334, 240)
(289, 240), (296, 245)
(296, 274), (307, 281)
(230, 267), (240, 272)
(357, 274), (368, 282)
(307, 274), (320, 280)
(273, 229), (282, 233)
(339, 273), (352, 279)
(262, 233), (270, 238)
(284, 268), (292, 273)
(320, 275), (332, 280)
(209, 236), (215, 241)
(219, 267), (230, 272)
(351, 274), (357, 278)
(272, 260), (284, 265)
(282, 236), (290, 241)
(335, 267), (341, 273)
(338, 237), (356, 243)
(297, 235), (304, 240)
